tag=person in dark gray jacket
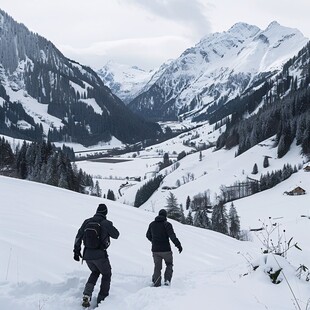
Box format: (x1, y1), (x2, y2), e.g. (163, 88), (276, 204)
(74, 203), (119, 308)
(146, 209), (182, 287)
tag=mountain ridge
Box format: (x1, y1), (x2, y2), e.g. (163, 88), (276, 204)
(127, 21), (308, 121)
(0, 9), (161, 146)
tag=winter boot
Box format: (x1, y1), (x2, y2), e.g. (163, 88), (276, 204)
(82, 295), (91, 308)
(164, 280), (170, 286)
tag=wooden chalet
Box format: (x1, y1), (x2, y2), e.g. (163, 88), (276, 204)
(284, 186), (306, 196)
(303, 165), (310, 172)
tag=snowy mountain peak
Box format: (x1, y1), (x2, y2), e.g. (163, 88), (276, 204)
(198, 22), (259, 47)
(266, 20), (281, 28)
(227, 22), (260, 38)
(97, 61), (156, 104)
(129, 22), (309, 121)
(251, 22), (308, 72)
(97, 60), (173, 104)
(262, 20), (306, 42)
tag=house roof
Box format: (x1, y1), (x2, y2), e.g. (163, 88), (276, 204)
(286, 185), (306, 192)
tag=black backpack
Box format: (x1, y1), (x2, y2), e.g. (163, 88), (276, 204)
(83, 221), (110, 250)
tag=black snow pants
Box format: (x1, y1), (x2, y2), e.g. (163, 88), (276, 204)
(83, 257), (112, 304)
(152, 251), (173, 286)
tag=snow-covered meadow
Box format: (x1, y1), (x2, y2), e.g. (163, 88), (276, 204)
(1, 134), (310, 309)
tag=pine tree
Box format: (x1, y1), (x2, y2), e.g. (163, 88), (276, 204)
(211, 201), (229, 235)
(179, 204), (186, 224)
(166, 192), (183, 222)
(185, 211), (194, 225)
(45, 154), (56, 185)
(159, 153), (171, 170)
(186, 195), (191, 210)
(16, 141), (28, 179)
(91, 180), (102, 197)
(58, 171), (69, 189)
(0, 137), (15, 173)
(107, 189), (115, 201)
(193, 208), (211, 229)
(252, 163), (258, 175)
(228, 203), (240, 239)
(263, 156), (270, 168)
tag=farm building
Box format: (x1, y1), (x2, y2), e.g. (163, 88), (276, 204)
(303, 165), (310, 172)
(284, 186), (306, 196)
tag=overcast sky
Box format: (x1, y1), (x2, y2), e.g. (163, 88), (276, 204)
(1, 0), (309, 70)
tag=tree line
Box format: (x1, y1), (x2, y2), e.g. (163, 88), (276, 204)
(165, 191), (241, 240)
(0, 137), (101, 195)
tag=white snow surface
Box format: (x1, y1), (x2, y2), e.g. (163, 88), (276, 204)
(1, 123), (310, 309)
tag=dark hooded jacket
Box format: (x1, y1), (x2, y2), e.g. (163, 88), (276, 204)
(146, 215), (181, 252)
(74, 213), (119, 260)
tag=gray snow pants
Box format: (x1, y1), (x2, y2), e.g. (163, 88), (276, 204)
(83, 257), (112, 304)
(152, 251), (173, 286)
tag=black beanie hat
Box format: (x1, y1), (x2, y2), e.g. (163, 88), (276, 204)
(97, 203), (108, 215)
(158, 209), (167, 217)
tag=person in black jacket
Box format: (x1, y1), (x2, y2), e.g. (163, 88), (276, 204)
(74, 203), (119, 308)
(146, 209), (182, 287)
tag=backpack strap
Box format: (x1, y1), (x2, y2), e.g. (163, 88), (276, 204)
(99, 219), (111, 250)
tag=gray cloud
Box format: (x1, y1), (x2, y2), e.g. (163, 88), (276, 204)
(127, 0), (211, 38)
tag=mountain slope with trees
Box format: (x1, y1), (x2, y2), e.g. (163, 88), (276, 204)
(215, 41), (310, 157)
(0, 9), (161, 146)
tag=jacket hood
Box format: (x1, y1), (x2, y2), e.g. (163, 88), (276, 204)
(94, 213), (107, 220)
(155, 215), (167, 222)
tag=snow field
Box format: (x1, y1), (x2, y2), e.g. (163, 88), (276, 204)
(1, 172), (310, 309)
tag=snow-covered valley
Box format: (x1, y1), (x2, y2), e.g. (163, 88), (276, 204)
(1, 127), (310, 309)
(0, 7), (310, 310)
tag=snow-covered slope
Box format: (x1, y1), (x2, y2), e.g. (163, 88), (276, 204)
(97, 60), (172, 104)
(137, 136), (307, 214)
(1, 174), (310, 310)
(129, 22), (309, 121)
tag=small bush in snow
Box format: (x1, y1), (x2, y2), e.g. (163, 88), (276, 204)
(250, 218), (302, 258)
